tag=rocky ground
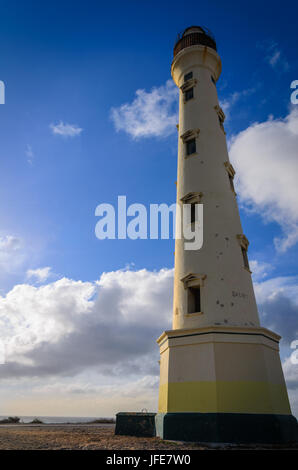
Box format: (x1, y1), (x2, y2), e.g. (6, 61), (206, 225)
(0, 425), (297, 450)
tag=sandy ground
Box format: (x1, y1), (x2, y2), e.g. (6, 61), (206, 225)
(0, 424), (203, 450)
(0, 424), (297, 450)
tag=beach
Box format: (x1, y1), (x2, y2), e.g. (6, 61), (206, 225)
(0, 424), (297, 450)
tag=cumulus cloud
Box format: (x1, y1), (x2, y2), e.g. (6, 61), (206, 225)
(250, 260), (273, 282)
(0, 268), (173, 379)
(26, 267), (52, 283)
(283, 356), (298, 389)
(50, 121), (83, 137)
(230, 108), (298, 251)
(282, 355), (298, 417)
(254, 271), (298, 413)
(1, 266), (298, 417)
(254, 275), (298, 416)
(254, 275), (298, 306)
(0, 235), (24, 273)
(258, 291), (298, 346)
(110, 80), (178, 139)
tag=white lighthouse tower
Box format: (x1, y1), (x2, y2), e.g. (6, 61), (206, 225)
(155, 26), (298, 443)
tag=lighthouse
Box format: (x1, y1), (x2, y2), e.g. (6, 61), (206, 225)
(155, 26), (298, 443)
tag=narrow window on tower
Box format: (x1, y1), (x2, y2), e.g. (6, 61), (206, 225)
(184, 71), (193, 82)
(186, 138), (196, 156)
(218, 114), (224, 130)
(224, 162), (236, 195)
(228, 173), (235, 193)
(180, 192), (203, 225)
(185, 87), (194, 102)
(241, 247), (250, 271)
(214, 105), (226, 133)
(180, 75), (197, 104)
(237, 234), (251, 272)
(211, 75), (216, 85)
(188, 287), (201, 314)
(181, 273), (206, 315)
(180, 129), (200, 158)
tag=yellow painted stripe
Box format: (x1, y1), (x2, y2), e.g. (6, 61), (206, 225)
(158, 381), (291, 414)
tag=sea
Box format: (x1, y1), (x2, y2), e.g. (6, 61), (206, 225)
(0, 416), (114, 424)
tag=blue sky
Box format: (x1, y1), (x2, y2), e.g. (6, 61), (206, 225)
(0, 0), (298, 417)
(0, 0), (297, 283)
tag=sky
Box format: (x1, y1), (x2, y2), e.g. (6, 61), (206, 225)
(0, 0), (298, 418)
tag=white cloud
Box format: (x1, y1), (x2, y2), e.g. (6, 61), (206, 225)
(230, 108), (298, 251)
(282, 357), (298, 418)
(0, 235), (24, 273)
(254, 275), (298, 306)
(25, 145), (34, 165)
(0, 268), (173, 377)
(283, 356), (298, 389)
(50, 121), (83, 137)
(0, 235), (21, 251)
(254, 275), (298, 347)
(254, 275), (298, 417)
(220, 87), (256, 119)
(26, 267), (52, 283)
(1, 266), (298, 417)
(110, 80), (178, 139)
(282, 355), (298, 418)
(258, 40), (289, 72)
(268, 50), (281, 67)
(267, 48), (289, 71)
(0, 278), (95, 360)
(250, 259), (273, 281)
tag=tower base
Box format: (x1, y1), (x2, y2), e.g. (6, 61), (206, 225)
(155, 412), (298, 444)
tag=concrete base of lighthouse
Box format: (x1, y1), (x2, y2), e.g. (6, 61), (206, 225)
(156, 326), (298, 443)
(155, 413), (298, 444)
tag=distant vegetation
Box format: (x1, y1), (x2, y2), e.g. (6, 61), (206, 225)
(0, 416), (21, 424)
(0, 416), (44, 425)
(87, 418), (115, 424)
(29, 418), (44, 424)
(0, 416), (114, 425)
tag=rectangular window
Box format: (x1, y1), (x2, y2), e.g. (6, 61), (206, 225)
(185, 87), (193, 101)
(241, 247), (250, 270)
(184, 71), (193, 82)
(218, 115), (225, 133)
(229, 174), (235, 193)
(186, 138), (196, 156)
(188, 287), (201, 314)
(211, 75), (216, 85)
